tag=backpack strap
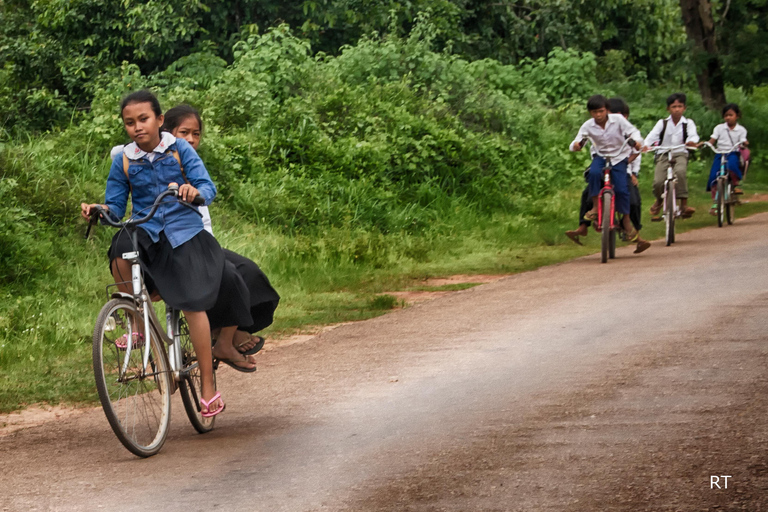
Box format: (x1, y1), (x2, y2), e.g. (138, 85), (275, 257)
(660, 119), (688, 144)
(658, 119), (668, 145)
(122, 154), (131, 192)
(121, 149), (189, 188)
(169, 149), (189, 184)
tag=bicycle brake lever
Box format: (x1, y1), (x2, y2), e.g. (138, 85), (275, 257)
(84, 210), (100, 240)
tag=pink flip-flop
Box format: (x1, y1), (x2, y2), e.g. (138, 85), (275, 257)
(200, 392), (226, 418)
(115, 332), (144, 350)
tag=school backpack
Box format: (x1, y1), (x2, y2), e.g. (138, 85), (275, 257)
(658, 118), (688, 146)
(655, 119), (692, 162)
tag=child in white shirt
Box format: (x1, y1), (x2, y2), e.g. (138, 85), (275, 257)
(568, 95), (643, 244)
(643, 92), (700, 219)
(701, 103), (749, 215)
(566, 97), (649, 252)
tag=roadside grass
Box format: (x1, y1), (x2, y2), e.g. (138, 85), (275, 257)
(405, 283), (483, 292)
(1, 161), (765, 414)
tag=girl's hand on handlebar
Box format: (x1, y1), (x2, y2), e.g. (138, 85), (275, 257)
(81, 203), (107, 220)
(178, 183), (200, 203)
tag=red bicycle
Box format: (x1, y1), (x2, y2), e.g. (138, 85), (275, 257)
(581, 137), (637, 263)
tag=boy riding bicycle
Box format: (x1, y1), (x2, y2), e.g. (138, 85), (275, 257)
(569, 95), (643, 243)
(565, 97), (650, 253)
(643, 93), (700, 219)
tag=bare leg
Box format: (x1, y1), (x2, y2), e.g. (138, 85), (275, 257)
(111, 258), (133, 294)
(587, 197), (599, 217)
(622, 214), (634, 234)
(183, 310), (216, 402)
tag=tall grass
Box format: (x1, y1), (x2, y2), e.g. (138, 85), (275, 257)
(1, 20), (767, 412)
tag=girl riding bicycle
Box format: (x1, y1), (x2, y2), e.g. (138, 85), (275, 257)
(81, 90), (255, 417)
(701, 103), (749, 216)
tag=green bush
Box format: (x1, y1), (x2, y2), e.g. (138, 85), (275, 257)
(0, 178), (53, 286)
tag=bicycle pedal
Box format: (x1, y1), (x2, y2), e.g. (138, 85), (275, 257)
(651, 216), (663, 222)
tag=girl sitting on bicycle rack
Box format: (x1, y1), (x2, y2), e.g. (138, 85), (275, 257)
(162, 104), (280, 358)
(81, 90), (256, 417)
(569, 95), (643, 240)
(701, 103), (749, 216)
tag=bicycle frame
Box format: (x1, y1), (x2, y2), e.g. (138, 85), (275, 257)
(92, 185), (202, 383)
(108, 246), (181, 384)
(702, 142), (737, 205)
(648, 144), (689, 221)
(595, 164), (615, 233)
(582, 136), (635, 233)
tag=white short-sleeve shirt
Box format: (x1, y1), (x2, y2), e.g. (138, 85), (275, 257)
(570, 113), (639, 162)
(643, 115), (700, 156)
(710, 123), (748, 153)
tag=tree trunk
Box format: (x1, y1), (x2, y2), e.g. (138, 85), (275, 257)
(679, 0), (726, 110)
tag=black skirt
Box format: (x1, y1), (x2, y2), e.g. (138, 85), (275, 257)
(108, 229), (253, 329)
(221, 249), (280, 333)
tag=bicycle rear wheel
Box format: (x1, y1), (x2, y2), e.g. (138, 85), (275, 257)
(176, 312), (216, 434)
(93, 298), (172, 457)
(601, 192), (611, 263)
(716, 179), (725, 228)
(665, 181), (676, 246)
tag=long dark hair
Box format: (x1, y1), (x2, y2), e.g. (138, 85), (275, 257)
(162, 104), (203, 133)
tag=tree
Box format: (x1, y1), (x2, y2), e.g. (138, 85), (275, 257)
(679, 0), (726, 109)
(716, 0), (768, 91)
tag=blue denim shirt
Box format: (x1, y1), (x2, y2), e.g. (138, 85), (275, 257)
(104, 137), (217, 248)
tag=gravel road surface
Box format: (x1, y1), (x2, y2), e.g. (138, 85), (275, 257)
(2, 213), (768, 512)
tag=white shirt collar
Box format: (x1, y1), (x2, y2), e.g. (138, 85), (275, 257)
(666, 115), (688, 125)
(124, 132), (177, 161)
(589, 115), (615, 129)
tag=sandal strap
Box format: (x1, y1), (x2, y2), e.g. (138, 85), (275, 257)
(200, 391), (221, 409)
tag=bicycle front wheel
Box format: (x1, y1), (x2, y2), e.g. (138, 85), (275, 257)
(665, 181), (675, 246)
(601, 192), (611, 263)
(716, 179), (725, 228)
(609, 224), (616, 259)
(726, 183), (734, 225)
(176, 312), (216, 434)
(93, 298), (172, 457)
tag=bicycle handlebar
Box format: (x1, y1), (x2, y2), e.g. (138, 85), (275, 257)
(700, 141), (743, 155)
(85, 184), (204, 239)
(646, 143), (691, 153)
(582, 136), (637, 160)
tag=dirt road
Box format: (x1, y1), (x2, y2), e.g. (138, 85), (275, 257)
(3, 214), (768, 512)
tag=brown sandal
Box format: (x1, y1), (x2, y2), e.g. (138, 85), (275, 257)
(565, 230), (584, 246)
(634, 240), (651, 254)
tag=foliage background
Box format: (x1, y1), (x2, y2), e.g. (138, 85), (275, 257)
(1, 4), (768, 411)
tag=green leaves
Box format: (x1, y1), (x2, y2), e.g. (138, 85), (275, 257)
(0, 178), (53, 287)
